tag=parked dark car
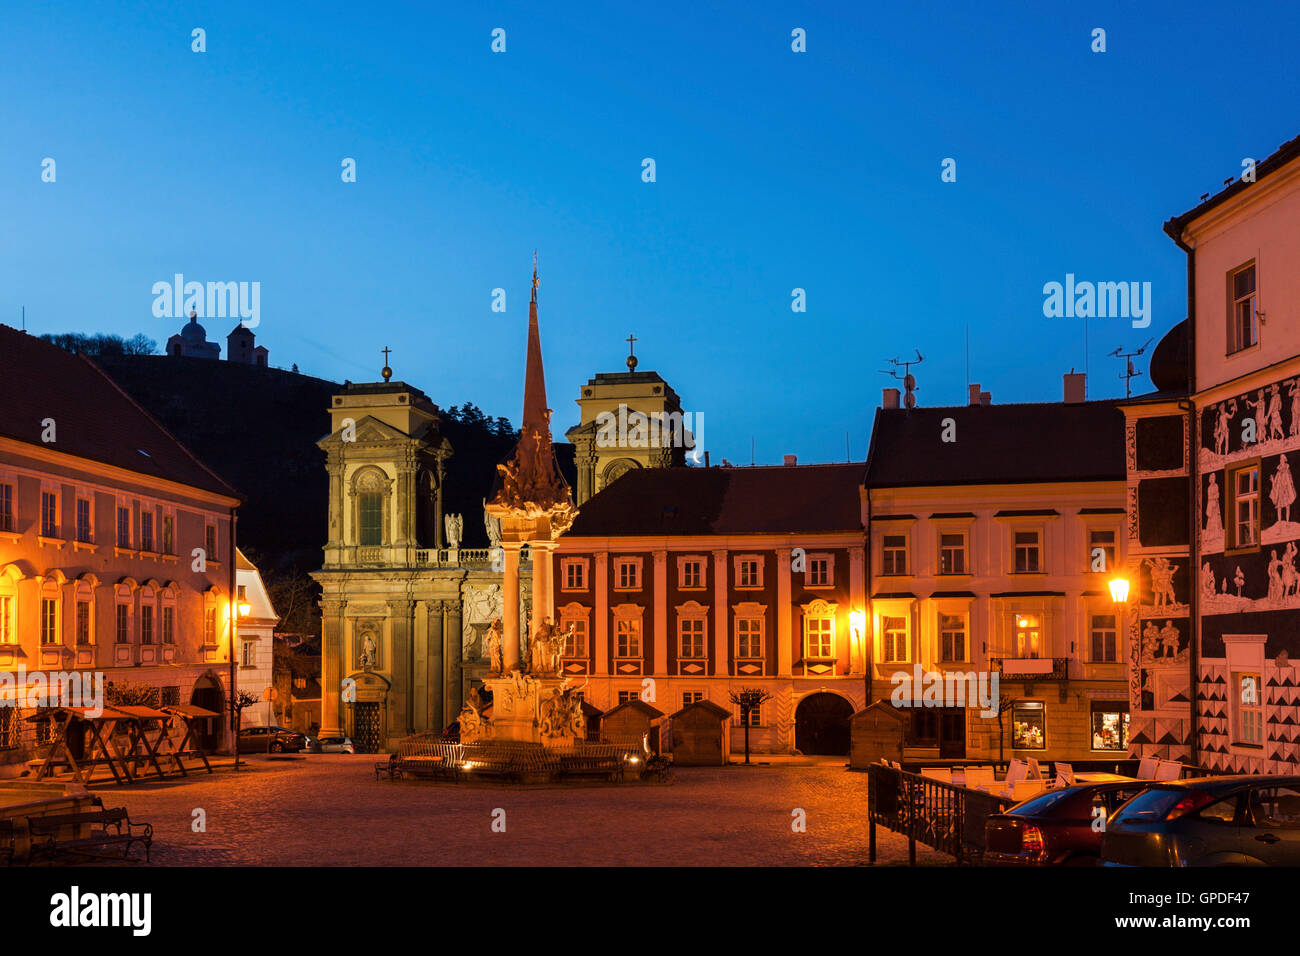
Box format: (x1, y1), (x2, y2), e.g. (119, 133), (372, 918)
(984, 781), (1148, 865)
(237, 726), (306, 754)
(1102, 774), (1300, 866)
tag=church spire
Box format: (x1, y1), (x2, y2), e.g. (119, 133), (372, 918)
(489, 254), (573, 518)
(522, 251), (548, 433)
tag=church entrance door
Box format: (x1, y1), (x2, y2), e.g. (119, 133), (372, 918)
(351, 702), (382, 753)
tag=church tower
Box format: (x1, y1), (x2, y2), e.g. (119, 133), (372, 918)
(566, 338), (689, 505)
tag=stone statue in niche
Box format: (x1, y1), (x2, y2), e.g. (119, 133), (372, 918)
(359, 632), (377, 669)
(444, 513), (463, 549)
(1289, 380), (1300, 438)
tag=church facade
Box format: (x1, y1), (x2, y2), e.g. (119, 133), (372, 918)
(310, 375), (531, 751)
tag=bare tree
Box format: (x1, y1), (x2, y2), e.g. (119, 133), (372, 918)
(728, 687), (773, 765)
(231, 690), (261, 770)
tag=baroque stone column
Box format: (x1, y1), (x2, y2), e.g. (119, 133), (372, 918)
(388, 598), (414, 737)
(501, 543), (522, 672)
(319, 598), (346, 737)
(428, 599), (445, 731)
(445, 598), (464, 723)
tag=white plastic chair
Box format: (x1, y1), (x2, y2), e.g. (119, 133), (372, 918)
(920, 767), (952, 784)
(1137, 756), (1159, 780)
(1004, 758), (1028, 785)
(965, 766), (996, 790)
(1053, 762), (1075, 788)
(1154, 759), (1183, 781)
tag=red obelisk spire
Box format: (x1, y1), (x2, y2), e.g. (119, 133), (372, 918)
(521, 250), (548, 434)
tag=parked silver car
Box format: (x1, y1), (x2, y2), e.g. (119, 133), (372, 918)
(308, 735), (355, 754)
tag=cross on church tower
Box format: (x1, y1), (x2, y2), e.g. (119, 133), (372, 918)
(626, 333), (638, 371)
(381, 346), (392, 382)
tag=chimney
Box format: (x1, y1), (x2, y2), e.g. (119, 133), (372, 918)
(1064, 371), (1086, 404)
(968, 383), (981, 406)
(783, 454), (797, 467)
(883, 388), (900, 409)
(979, 391), (991, 406)
(704, 451), (710, 468)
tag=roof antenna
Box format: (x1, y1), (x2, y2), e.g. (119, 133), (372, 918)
(880, 349), (924, 409)
(1109, 338), (1153, 398)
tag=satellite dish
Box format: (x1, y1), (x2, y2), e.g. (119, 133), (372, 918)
(904, 392), (916, 409)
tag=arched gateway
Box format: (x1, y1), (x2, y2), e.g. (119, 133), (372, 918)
(795, 692), (853, 755)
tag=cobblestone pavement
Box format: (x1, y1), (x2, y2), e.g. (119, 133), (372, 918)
(89, 755), (950, 866)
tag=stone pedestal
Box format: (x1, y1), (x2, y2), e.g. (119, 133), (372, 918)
(471, 672), (584, 744)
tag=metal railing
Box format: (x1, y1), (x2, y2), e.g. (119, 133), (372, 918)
(989, 657), (1071, 680)
(867, 763), (1015, 865)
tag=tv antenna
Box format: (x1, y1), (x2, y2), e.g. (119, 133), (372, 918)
(881, 349), (924, 409)
(1109, 338), (1153, 398)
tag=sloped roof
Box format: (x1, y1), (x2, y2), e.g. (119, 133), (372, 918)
(1164, 132), (1300, 242)
(669, 699), (732, 720)
(564, 463), (865, 537)
(864, 401), (1125, 489)
(0, 325), (241, 500)
(602, 698), (665, 720)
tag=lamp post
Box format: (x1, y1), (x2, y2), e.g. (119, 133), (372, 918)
(849, 609), (868, 707)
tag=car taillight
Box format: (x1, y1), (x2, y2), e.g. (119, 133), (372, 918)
(1021, 824), (1046, 859)
(1164, 790), (1214, 821)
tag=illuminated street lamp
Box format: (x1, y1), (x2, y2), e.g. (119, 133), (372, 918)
(1108, 576), (1131, 605)
(849, 609), (869, 705)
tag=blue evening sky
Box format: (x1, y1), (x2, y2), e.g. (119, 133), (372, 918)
(2, 1), (1297, 465)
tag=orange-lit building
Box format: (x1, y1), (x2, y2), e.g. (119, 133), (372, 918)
(0, 325), (243, 767)
(552, 462), (868, 755)
(1124, 133), (1300, 772)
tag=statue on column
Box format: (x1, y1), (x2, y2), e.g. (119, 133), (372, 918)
(482, 501), (501, 549)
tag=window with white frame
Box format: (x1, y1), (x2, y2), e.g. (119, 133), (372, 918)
(75, 497), (92, 543)
(1229, 262), (1258, 354)
(1014, 613), (1043, 658)
(738, 702), (763, 727)
(615, 616), (642, 658)
(614, 557), (642, 590)
(881, 534), (908, 575)
(562, 617), (588, 657)
(0, 483), (12, 532)
(1087, 528), (1117, 573)
(141, 510), (154, 552)
(140, 604), (154, 645)
(40, 597), (59, 645)
(116, 604), (131, 644)
(560, 558), (588, 591)
(678, 556), (705, 589)
(1228, 462), (1261, 551)
(242, 640), (256, 667)
(682, 691), (704, 707)
(1234, 672), (1262, 746)
(0, 595), (13, 644)
(75, 600), (92, 645)
(204, 605), (217, 644)
(205, 523), (218, 562)
(162, 605), (175, 644)
(679, 618), (706, 659)
(117, 506), (131, 548)
(882, 615), (908, 663)
(1090, 614), (1118, 662)
(41, 491), (59, 538)
(617, 690), (642, 705)
(806, 554), (833, 588)
(939, 531), (967, 574)
(1013, 530), (1042, 572)
(805, 616), (833, 658)
(735, 555), (763, 589)
(736, 617), (764, 659)
(939, 613), (966, 662)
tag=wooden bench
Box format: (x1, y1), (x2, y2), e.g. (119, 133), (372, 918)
(558, 746), (625, 782)
(0, 819), (14, 867)
(27, 806), (153, 864)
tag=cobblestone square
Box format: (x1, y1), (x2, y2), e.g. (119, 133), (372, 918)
(88, 755), (948, 866)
